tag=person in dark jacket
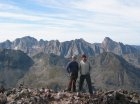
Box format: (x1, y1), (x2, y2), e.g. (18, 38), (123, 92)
(66, 55), (79, 92)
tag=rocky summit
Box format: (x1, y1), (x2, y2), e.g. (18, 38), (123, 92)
(0, 85), (140, 104)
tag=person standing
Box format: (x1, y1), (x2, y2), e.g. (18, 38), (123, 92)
(66, 55), (79, 92)
(79, 54), (93, 95)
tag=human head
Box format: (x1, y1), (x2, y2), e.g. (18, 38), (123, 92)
(72, 55), (77, 60)
(81, 54), (87, 62)
(82, 54), (86, 58)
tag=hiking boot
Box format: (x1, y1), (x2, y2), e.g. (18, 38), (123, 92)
(76, 92), (81, 97)
(64, 89), (71, 92)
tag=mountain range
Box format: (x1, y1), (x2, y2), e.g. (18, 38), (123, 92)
(0, 36), (140, 93)
(0, 36), (140, 68)
(0, 36), (139, 57)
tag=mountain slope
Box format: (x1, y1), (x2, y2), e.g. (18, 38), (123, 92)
(91, 52), (140, 91)
(123, 53), (140, 68)
(19, 53), (69, 90)
(0, 49), (33, 88)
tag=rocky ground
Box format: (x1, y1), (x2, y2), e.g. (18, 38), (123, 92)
(0, 85), (140, 104)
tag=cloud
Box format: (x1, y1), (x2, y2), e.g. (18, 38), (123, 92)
(72, 0), (140, 21)
(0, 0), (140, 44)
(0, 3), (20, 10)
(0, 12), (44, 21)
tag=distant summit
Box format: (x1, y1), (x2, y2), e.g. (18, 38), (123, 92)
(102, 37), (118, 51)
(101, 37), (139, 55)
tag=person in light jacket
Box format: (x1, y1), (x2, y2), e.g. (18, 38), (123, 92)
(79, 54), (93, 95)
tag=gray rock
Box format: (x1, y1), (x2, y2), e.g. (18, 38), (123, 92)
(0, 93), (7, 104)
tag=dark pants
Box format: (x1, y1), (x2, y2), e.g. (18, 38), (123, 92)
(67, 74), (77, 92)
(79, 74), (93, 94)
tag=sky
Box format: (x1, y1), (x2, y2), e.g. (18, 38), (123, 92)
(0, 0), (140, 45)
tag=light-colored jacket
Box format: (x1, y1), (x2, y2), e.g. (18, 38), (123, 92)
(79, 60), (91, 75)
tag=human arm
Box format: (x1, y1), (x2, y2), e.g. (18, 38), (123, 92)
(79, 62), (81, 75)
(66, 62), (70, 73)
(89, 62), (92, 71)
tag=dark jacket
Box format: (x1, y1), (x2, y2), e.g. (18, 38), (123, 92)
(66, 61), (79, 77)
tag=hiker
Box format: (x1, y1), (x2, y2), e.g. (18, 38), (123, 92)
(66, 55), (79, 92)
(79, 54), (93, 95)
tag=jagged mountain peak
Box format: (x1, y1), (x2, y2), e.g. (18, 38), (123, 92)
(5, 40), (11, 43)
(64, 38), (86, 44)
(12, 36), (38, 52)
(14, 36), (38, 44)
(16, 36), (37, 40)
(103, 37), (113, 42)
(49, 39), (59, 42)
(74, 38), (85, 42)
(70, 38), (86, 46)
(0, 40), (12, 49)
(48, 40), (60, 45)
(102, 37), (117, 50)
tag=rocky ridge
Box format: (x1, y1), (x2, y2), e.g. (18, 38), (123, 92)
(0, 85), (140, 104)
(0, 36), (139, 57)
(1, 36), (140, 69)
